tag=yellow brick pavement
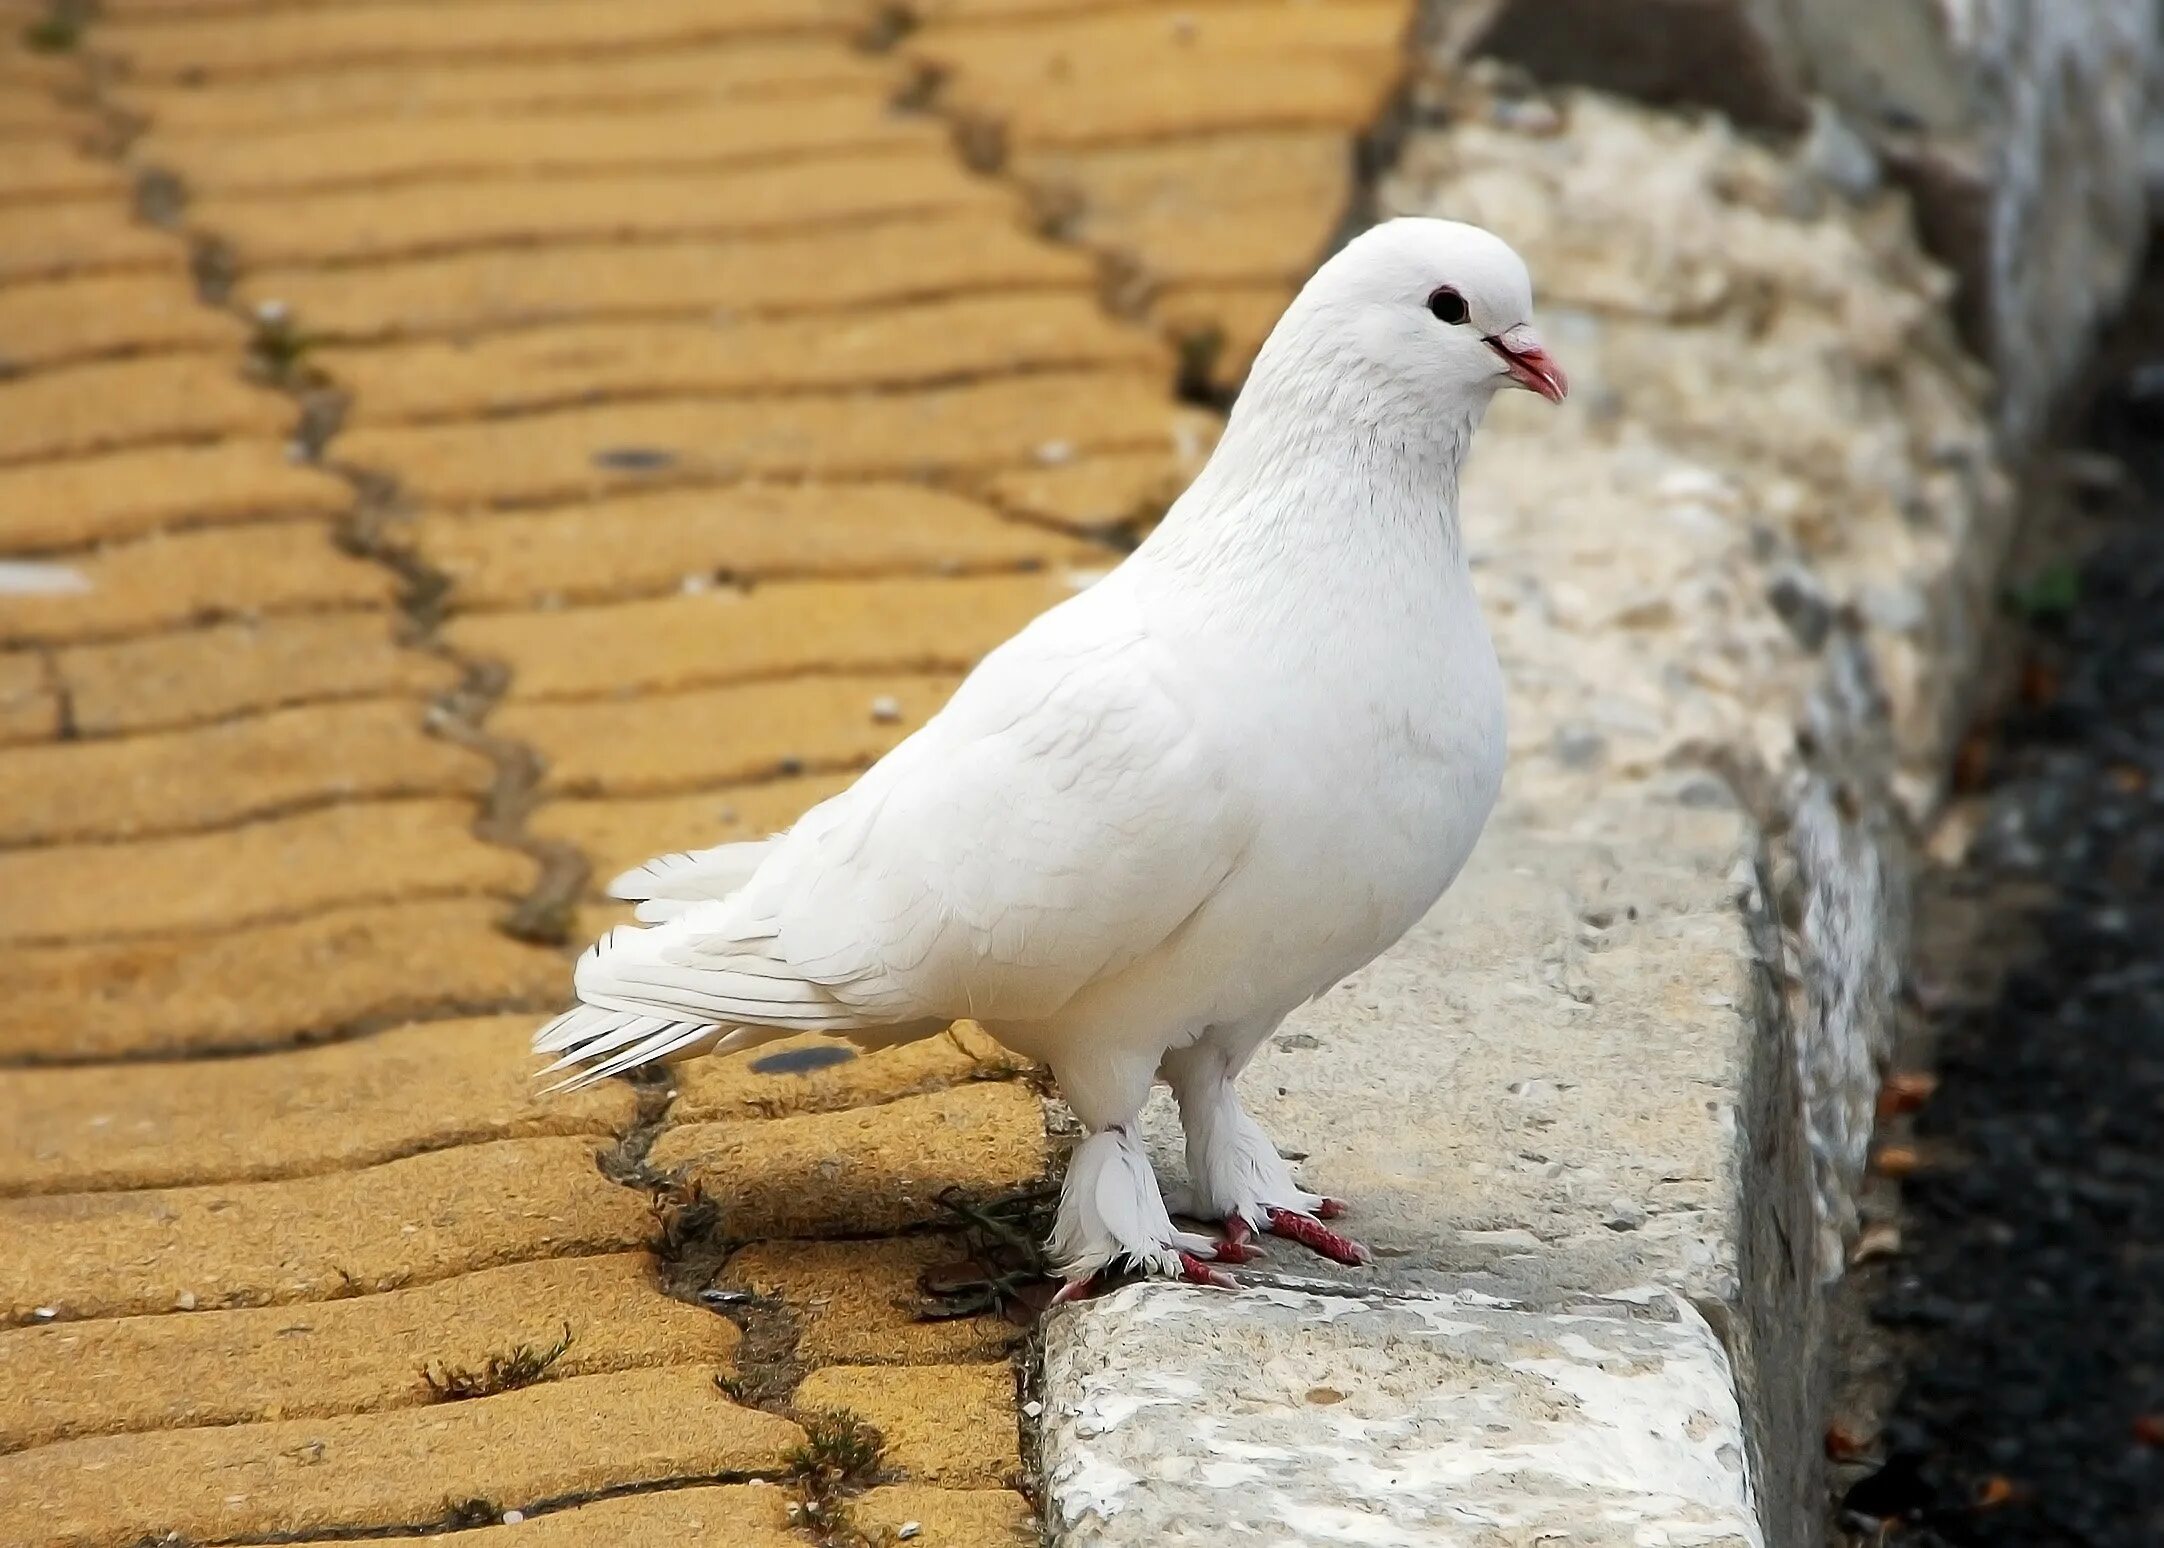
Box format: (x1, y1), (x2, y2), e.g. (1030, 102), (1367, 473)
(0, 1), (1415, 1541)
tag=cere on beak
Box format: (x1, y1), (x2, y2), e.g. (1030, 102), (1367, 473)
(1484, 324), (1568, 404)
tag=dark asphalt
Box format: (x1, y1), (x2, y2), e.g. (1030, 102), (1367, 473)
(1839, 300), (2164, 1546)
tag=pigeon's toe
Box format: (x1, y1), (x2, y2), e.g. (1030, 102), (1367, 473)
(1262, 1205), (1371, 1266)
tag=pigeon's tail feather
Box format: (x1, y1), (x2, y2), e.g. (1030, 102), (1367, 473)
(609, 839), (776, 923)
(529, 914), (897, 1090)
(531, 1006), (789, 1092)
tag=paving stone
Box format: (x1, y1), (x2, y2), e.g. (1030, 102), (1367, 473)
(648, 1082), (1049, 1237)
(115, 40), (891, 134)
(0, 1012), (620, 1194)
(982, 449), (1198, 532)
(0, 141), (126, 207)
(0, 353), (293, 465)
(0, 899), (563, 1064)
(328, 293), (1164, 424)
(0, 273), (249, 372)
(0, 650), (57, 744)
(674, 1025), (1025, 1125)
(0, 440), (347, 553)
(794, 1362), (1020, 1486)
(196, 151), (1008, 268)
(238, 212), (1091, 342)
(0, 199), (176, 284)
(53, 611), (456, 735)
(98, 0), (861, 79)
(337, 372), (1208, 508)
(497, 673), (958, 796)
(449, 573), (1071, 700)
(291, 1484), (803, 1548)
(0, 96), (94, 142)
(0, 1135), (650, 1326)
(0, 1365), (802, 1548)
(1088, 192), (1346, 289)
(851, 1484), (1037, 1547)
(0, 802), (528, 947)
(412, 483), (1086, 612)
(0, 523), (398, 646)
(940, 47), (1407, 149)
(0, 1253), (727, 1450)
(1014, 129), (1351, 219)
(721, 1234), (1019, 1366)
(532, 778), (856, 884)
(1152, 279), (1298, 391)
(0, 697), (489, 845)
(142, 93), (937, 200)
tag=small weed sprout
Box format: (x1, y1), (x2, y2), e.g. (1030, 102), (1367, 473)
(422, 1324), (572, 1401)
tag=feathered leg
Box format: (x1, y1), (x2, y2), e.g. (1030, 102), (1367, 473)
(1159, 1032), (1370, 1267)
(1044, 1049), (1229, 1299)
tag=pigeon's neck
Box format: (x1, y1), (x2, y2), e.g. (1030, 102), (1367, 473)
(1146, 367), (1487, 586)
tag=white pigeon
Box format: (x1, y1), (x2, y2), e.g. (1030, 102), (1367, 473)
(534, 217), (1565, 1294)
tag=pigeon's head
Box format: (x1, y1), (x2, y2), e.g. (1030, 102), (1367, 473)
(1261, 217), (1567, 417)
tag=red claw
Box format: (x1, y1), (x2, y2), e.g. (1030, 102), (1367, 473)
(1177, 1252), (1238, 1289)
(1265, 1207), (1370, 1266)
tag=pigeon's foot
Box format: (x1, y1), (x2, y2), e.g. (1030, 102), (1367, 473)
(1046, 1125), (1222, 1286)
(1249, 1205), (1370, 1266)
(1049, 1250), (1235, 1304)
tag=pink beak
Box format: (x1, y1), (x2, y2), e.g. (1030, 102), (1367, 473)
(1485, 325), (1567, 404)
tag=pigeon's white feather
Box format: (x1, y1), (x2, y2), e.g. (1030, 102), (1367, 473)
(534, 217), (1554, 1277)
(609, 839), (775, 922)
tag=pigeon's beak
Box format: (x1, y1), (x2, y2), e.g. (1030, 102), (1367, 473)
(1484, 325), (1568, 404)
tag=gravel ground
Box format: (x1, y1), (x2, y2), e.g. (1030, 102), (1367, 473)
(1837, 302), (2164, 1546)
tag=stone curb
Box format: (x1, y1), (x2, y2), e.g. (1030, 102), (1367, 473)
(1030, 62), (2096, 1544)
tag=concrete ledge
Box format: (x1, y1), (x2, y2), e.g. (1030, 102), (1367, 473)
(1041, 80), (2023, 1548)
(1044, 1282), (1758, 1545)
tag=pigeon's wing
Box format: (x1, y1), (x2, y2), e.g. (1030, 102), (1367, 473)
(750, 625), (1253, 1024)
(608, 838), (777, 922)
(544, 616), (1253, 1082)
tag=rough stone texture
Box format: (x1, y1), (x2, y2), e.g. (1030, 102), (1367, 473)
(114, 41), (889, 133)
(0, 1015), (625, 1194)
(196, 152), (1009, 267)
(0, 273), (249, 371)
(673, 1026), (1025, 1125)
(0, 1366), (802, 1548)
(721, 1234), (1019, 1367)
(336, 372), (1213, 508)
(794, 1363), (1022, 1487)
(0, 1136), (650, 1324)
(1464, 0), (2160, 442)
(497, 673), (958, 796)
(52, 612), (458, 734)
(0, 1253), (728, 1450)
(0, 799), (528, 945)
(410, 483), (1085, 612)
(0, 698), (491, 844)
(287, 1485), (803, 1547)
(0, 199), (177, 285)
(851, 1484), (1038, 1546)
(1041, 1284), (1758, 1546)
(0, 522), (399, 646)
(240, 211), (1094, 342)
(0, 899), (564, 1063)
(449, 574), (1074, 700)
(135, 93), (935, 197)
(649, 1083), (1050, 1238)
(0, 651), (57, 744)
(0, 353), (292, 465)
(983, 451), (1198, 533)
(530, 777), (857, 884)
(0, 441), (347, 552)
(326, 294), (1165, 423)
(94, 0), (858, 79)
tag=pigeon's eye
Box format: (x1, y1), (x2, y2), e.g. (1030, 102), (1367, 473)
(1426, 286), (1470, 326)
